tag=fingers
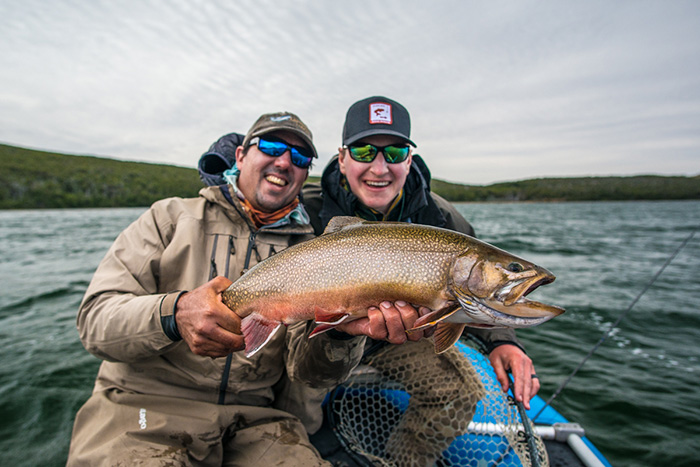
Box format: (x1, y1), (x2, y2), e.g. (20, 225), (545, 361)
(490, 355), (510, 394)
(175, 276), (244, 358)
(343, 301), (427, 344)
(488, 344), (540, 410)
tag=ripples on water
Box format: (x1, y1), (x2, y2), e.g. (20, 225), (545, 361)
(0, 208), (146, 466)
(0, 202), (698, 466)
(459, 201), (700, 467)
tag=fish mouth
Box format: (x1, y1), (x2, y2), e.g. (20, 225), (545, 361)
(453, 274), (564, 328)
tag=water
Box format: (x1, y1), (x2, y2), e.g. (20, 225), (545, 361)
(0, 201), (699, 466)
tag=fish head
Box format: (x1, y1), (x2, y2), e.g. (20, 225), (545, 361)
(450, 243), (565, 328)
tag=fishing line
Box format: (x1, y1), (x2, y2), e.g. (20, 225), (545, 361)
(532, 226), (698, 422)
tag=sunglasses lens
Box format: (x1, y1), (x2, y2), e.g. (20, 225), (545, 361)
(348, 145), (378, 162)
(257, 138), (312, 169)
(383, 146), (409, 163)
(290, 149), (313, 169)
(257, 139), (287, 157)
(348, 144), (408, 163)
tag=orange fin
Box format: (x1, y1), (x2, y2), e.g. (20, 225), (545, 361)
(241, 313), (283, 358)
(406, 303), (460, 334)
(433, 323), (466, 353)
(314, 308), (350, 326)
(309, 323), (334, 337)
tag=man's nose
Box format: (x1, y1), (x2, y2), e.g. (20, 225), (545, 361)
(369, 152), (389, 174)
(273, 150), (293, 169)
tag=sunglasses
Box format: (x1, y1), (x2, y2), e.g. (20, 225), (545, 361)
(249, 137), (314, 169)
(345, 144), (410, 164)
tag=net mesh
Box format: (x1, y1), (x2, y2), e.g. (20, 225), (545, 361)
(327, 338), (549, 467)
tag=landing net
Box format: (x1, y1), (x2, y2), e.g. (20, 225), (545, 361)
(326, 337), (548, 467)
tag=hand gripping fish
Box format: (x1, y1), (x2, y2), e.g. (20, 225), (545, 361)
(222, 217), (564, 357)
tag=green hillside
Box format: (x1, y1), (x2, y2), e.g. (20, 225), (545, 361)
(1, 143), (698, 209)
(0, 144), (202, 209)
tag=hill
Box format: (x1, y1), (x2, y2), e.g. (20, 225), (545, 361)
(0, 144), (203, 209)
(1, 143), (698, 209)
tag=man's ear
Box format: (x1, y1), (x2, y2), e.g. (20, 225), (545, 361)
(235, 145), (245, 165)
(337, 147), (347, 175)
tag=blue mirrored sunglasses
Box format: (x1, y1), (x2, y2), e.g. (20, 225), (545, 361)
(249, 137), (314, 169)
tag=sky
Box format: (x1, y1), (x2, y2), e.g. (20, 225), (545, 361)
(1, 0), (699, 185)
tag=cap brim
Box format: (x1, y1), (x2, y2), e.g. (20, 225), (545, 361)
(344, 129), (416, 147)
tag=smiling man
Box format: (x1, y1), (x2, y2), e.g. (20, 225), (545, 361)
(303, 96), (542, 466)
(67, 111), (425, 466)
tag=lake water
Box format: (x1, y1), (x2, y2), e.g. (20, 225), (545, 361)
(0, 201), (698, 466)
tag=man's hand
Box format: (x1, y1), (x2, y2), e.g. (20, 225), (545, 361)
(174, 276), (245, 358)
(489, 344), (540, 409)
(335, 301), (431, 343)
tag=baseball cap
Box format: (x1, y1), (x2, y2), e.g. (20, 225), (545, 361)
(342, 96), (416, 147)
(242, 111), (318, 158)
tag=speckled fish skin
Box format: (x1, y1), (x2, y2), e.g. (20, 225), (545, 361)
(222, 216), (564, 356)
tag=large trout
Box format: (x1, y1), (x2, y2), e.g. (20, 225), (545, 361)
(222, 217), (564, 357)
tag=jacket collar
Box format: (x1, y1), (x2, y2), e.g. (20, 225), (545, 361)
(199, 185), (314, 235)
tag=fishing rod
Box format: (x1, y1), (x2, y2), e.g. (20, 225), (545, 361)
(532, 226), (698, 422)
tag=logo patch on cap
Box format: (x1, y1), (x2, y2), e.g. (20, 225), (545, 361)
(270, 115), (292, 122)
(369, 103), (392, 125)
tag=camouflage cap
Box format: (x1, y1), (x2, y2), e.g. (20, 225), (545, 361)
(242, 111), (318, 158)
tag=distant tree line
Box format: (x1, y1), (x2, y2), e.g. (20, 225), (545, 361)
(1, 143), (698, 209)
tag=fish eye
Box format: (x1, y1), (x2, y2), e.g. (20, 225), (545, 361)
(507, 262), (524, 273)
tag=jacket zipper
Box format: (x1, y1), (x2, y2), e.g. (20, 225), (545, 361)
(218, 230), (257, 404)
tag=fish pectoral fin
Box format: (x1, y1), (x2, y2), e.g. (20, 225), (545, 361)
(433, 323), (466, 354)
(314, 308), (350, 326)
(322, 216), (365, 234)
(406, 303), (461, 334)
(241, 313), (283, 358)
(309, 323), (333, 337)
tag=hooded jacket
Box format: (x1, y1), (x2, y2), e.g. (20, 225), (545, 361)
(302, 155), (522, 350)
(76, 185), (366, 431)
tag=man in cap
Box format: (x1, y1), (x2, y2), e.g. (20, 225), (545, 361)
(67, 111), (424, 466)
(303, 96), (541, 466)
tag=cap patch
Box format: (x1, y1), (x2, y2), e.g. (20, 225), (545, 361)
(369, 103), (392, 125)
(270, 115), (292, 122)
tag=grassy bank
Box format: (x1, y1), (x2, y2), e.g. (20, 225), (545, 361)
(1, 143), (698, 209)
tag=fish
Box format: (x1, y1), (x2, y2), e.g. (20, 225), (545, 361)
(222, 216), (564, 357)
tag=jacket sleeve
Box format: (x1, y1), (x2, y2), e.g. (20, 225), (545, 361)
(76, 202), (180, 362)
(432, 193), (525, 352)
(284, 321), (366, 388)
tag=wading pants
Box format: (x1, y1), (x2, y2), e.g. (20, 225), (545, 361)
(67, 389), (330, 467)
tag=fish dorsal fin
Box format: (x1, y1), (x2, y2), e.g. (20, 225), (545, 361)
(406, 303), (461, 334)
(433, 323), (466, 353)
(241, 313), (283, 358)
(323, 216), (365, 234)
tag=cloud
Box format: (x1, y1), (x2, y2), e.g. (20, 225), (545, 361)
(1, 0), (699, 184)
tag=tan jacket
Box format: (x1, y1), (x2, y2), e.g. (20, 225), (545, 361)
(76, 186), (365, 431)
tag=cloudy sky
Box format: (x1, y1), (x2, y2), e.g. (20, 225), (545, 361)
(1, 0), (698, 185)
